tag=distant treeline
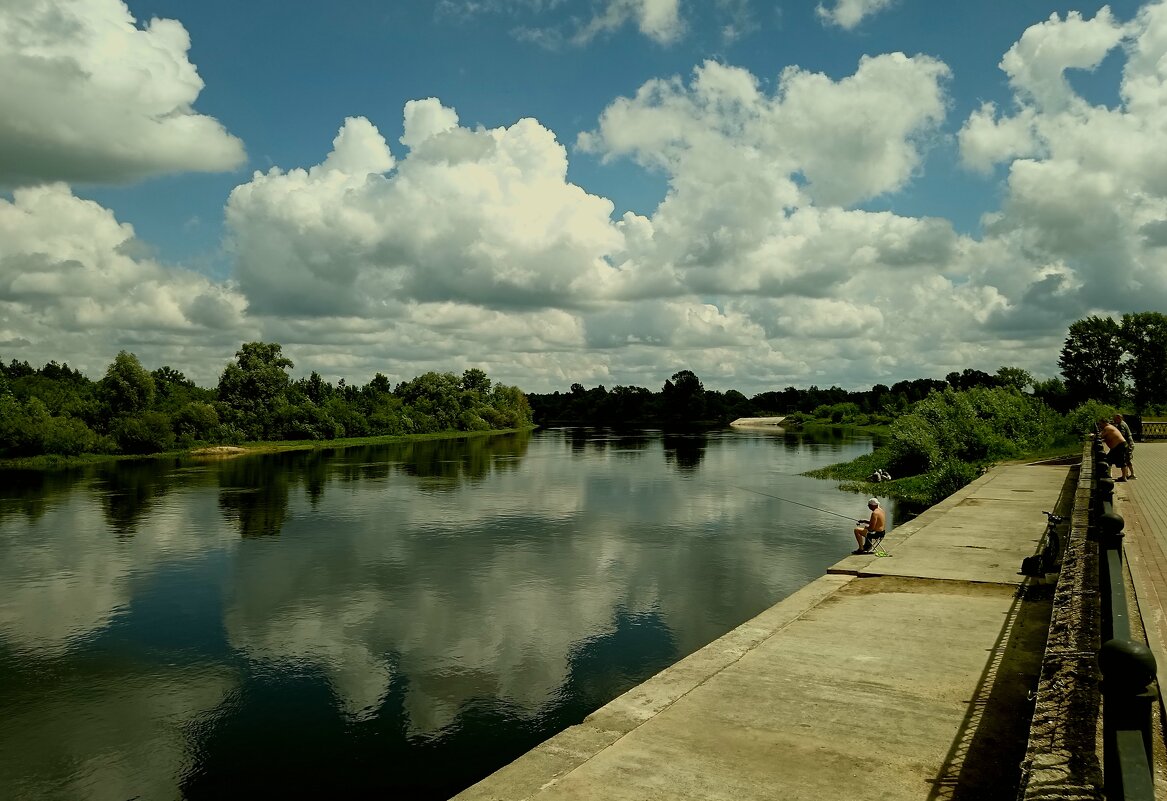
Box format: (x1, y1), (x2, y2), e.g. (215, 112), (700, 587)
(529, 366), (1068, 426)
(0, 342), (533, 458)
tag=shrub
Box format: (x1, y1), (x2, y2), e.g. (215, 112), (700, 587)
(173, 402), (220, 440)
(115, 412), (175, 454)
(1061, 399), (1118, 443)
(929, 459), (979, 504)
(886, 414), (940, 476)
(40, 416), (98, 455)
(215, 424), (245, 445)
(458, 410), (491, 431)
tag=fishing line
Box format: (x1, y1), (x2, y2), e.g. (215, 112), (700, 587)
(732, 485), (863, 521)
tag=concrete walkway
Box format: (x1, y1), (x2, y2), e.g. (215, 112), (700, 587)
(1116, 443), (1167, 714)
(455, 463), (1072, 801)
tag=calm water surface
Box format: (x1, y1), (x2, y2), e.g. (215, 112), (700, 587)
(0, 427), (906, 800)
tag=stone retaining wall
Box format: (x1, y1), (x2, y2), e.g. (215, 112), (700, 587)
(1018, 440), (1104, 800)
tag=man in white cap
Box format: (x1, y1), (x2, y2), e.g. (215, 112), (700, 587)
(853, 498), (886, 554)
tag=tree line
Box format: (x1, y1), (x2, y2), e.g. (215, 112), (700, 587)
(1056, 312), (1167, 413)
(530, 311), (1167, 427)
(0, 342), (533, 458)
(528, 366), (1049, 426)
(3, 311), (1158, 460)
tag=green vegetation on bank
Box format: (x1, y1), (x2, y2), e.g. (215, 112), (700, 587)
(0, 342), (533, 463)
(805, 389), (1119, 506)
(0, 428), (530, 471)
(796, 311), (1167, 506)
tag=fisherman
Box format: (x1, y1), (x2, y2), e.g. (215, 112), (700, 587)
(853, 498), (886, 554)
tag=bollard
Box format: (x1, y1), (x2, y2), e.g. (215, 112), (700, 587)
(1099, 502), (1125, 540)
(1100, 639), (1158, 800)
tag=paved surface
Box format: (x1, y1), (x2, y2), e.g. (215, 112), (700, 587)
(455, 464), (1071, 801)
(1117, 443), (1167, 706)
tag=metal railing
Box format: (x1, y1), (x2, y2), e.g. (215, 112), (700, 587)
(1092, 438), (1158, 800)
(1138, 420), (1167, 440)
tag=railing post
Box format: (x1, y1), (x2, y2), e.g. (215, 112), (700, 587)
(1099, 639), (1157, 800)
(1091, 434), (1156, 800)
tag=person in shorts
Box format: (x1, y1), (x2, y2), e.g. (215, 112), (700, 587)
(1114, 414), (1136, 479)
(853, 498), (886, 554)
(1098, 418), (1130, 482)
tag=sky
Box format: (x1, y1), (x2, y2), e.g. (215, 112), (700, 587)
(1, 0), (1164, 395)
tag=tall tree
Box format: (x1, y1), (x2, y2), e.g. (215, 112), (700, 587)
(1058, 316), (1126, 404)
(995, 366), (1034, 393)
(1120, 311), (1167, 412)
(662, 370), (706, 421)
(217, 342), (294, 438)
(101, 351), (155, 417)
(461, 368), (491, 394)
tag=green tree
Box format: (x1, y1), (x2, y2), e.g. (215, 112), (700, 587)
(217, 342), (294, 439)
(995, 366), (1034, 393)
(365, 372), (393, 397)
(945, 368), (999, 391)
(486, 384), (533, 429)
(1120, 312), (1167, 413)
(1032, 377), (1071, 414)
(395, 371), (463, 431)
(173, 401), (220, 441)
(302, 371), (331, 405)
(1059, 316), (1126, 404)
(114, 411), (175, 454)
(462, 368), (491, 394)
(101, 351), (155, 418)
(662, 370), (706, 421)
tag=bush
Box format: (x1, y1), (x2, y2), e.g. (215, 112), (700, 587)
(115, 412), (175, 454)
(886, 414), (940, 476)
(1061, 399), (1118, 443)
(173, 402), (220, 440)
(929, 459), (979, 504)
(458, 410), (491, 431)
(40, 416), (98, 455)
(215, 424), (246, 445)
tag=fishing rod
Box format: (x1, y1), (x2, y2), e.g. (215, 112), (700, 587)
(733, 485), (864, 521)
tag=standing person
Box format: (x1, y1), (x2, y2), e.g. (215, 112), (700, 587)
(1098, 418), (1131, 482)
(853, 498), (887, 554)
(1114, 414), (1137, 479)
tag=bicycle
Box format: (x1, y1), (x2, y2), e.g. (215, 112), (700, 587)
(1021, 511), (1064, 577)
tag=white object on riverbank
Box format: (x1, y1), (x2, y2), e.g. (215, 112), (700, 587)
(729, 416), (785, 428)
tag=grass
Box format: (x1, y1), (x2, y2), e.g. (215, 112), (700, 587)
(804, 438), (1085, 508)
(221, 427), (531, 454)
(0, 427), (534, 471)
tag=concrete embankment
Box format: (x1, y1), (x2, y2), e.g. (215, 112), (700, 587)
(455, 463), (1074, 800)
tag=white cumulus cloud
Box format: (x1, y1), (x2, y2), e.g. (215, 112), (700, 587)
(959, 2), (1167, 328)
(575, 0), (684, 44)
(0, 184), (251, 380)
(227, 101), (627, 318)
(816, 0), (897, 30)
(0, 0), (245, 187)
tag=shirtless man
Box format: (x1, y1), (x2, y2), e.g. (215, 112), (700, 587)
(1114, 414), (1137, 479)
(1098, 418), (1130, 482)
(854, 498), (887, 554)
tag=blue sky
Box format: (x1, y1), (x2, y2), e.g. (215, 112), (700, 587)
(1, 0), (1164, 392)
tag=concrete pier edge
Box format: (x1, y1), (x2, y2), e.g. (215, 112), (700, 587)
(455, 457), (1086, 800)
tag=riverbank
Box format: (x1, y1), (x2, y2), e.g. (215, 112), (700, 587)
(728, 416), (785, 429)
(805, 434), (1082, 507)
(0, 427), (534, 470)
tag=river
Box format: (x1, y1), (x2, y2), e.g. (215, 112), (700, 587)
(0, 426), (907, 800)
